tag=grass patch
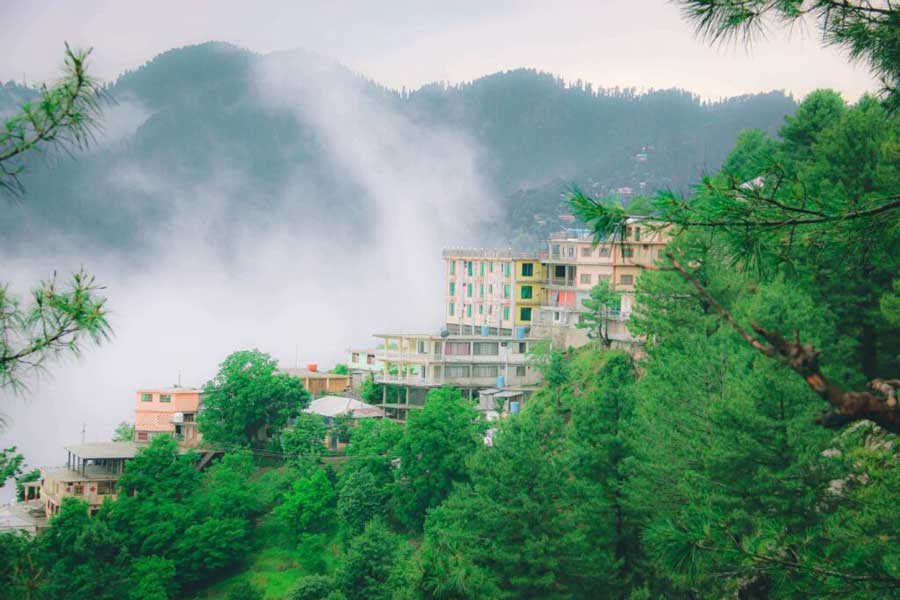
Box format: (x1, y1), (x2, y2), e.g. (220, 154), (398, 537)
(188, 514), (339, 599)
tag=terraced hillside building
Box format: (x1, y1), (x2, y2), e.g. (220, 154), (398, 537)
(442, 249), (544, 336)
(533, 220), (671, 347)
(373, 331), (543, 421)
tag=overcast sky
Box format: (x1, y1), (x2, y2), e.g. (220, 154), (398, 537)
(2, 0), (878, 101)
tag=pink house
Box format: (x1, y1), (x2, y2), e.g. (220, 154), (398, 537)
(134, 386), (203, 447)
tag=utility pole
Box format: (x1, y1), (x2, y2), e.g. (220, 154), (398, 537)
(81, 422), (86, 443)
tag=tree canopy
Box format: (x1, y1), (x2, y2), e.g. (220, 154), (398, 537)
(198, 350), (310, 447)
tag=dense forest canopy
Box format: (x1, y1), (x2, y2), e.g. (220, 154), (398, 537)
(0, 42), (796, 255)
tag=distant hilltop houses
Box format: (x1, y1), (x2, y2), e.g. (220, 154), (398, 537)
(3, 224), (670, 533)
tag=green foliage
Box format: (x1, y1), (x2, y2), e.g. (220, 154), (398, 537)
(199, 349), (311, 447)
(359, 374), (380, 404)
(0, 270), (110, 390)
(576, 279), (623, 347)
(226, 580), (265, 600)
(15, 468), (40, 501)
(0, 531), (42, 599)
(392, 387), (484, 531)
(678, 1), (900, 110)
(113, 421), (135, 442)
(129, 556), (176, 600)
(0, 44), (102, 194)
(330, 363), (349, 375)
(40, 498), (132, 600)
(0, 446), (24, 487)
(282, 414), (328, 471)
(334, 519), (408, 600)
(290, 575), (337, 600)
(337, 468), (386, 536)
(275, 469), (337, 540)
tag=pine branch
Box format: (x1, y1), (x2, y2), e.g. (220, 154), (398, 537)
(666, 250), (900, 433)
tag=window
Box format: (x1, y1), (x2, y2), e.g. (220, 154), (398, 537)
(580, 274), (591, 285)
(567, 246), (575, 257)
(417, 341), (429, 354)
(488, 305), (493, 315)
(581, 247), (592, 257)
(466, 305), (473, 317)
(516, 366), (527, 377)
(367, 354), (375, 365)
(554, 311), (561, 322)
(140, 393), (152, 402)
(621, 247), (634, 258)
(160, 394), (172, 403)
(505, 262), (512, 276)
(479, 284), (484, 297)
(521, 263), (534, 277)
(137, 431), (148, 441)
(517, 342), (527, 353)
(467, 283), (473, 297)
(449, 261), (456, 275)
(520, 307), (532, 321)
(479, 304), (484, 315)
(503, 284), (511, 299)
(473, 365), (499, 377)
(445, 342), (471, 355)
(489, 262), (494, 273)
(467, 261), (473, 276)
(351, 352), (359, 363)
(73, 484), (84, 496)
(480, 261), (485, 276)
(488, 284), (493, 295)
(449, 302), (455, 316)
(503, 306), (511, 320)
(554, 265), (566, 278)
(449, 282), (455, 295)
(599, 246), (611, 257)
(551, 244), (560, 257)
(473, 342), (499, 356)
(445, 365), (471, 378)
(620, 274), (634, 285)
(521, 285), (533, 300)
(634, 227), (641, 241)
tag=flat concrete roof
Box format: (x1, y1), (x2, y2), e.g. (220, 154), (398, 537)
(63, 441), (145, 460)
(374, 333), (545, 342)
(137, 386), (202, 394)
(43, 465), (121, 482)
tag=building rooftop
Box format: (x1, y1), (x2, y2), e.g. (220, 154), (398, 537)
(279, 368), (351, 380)
(43, 465), (123, 482)
(442, 248), (538, 260)
(64, 441), (147, 460)
(303, 396), (385, 419)
(137, 386), (203, 394)
(374, 332), (544, 342)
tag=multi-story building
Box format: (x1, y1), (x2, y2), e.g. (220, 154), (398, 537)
(347, 348), (383, 389)
(39, 442), (140, 516)
(442, 249), (544, 336)
(534, 220), (671, 347)
(280, 365), (351, 396)
(373, 331), (543, 421)
(134, 386), (203, 447)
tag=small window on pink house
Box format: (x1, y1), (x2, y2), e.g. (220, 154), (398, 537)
(137, 431), (149, 441)
(620, 275), (634, 285)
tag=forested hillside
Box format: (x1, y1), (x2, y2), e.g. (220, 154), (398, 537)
(0, 42), (795, 255)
